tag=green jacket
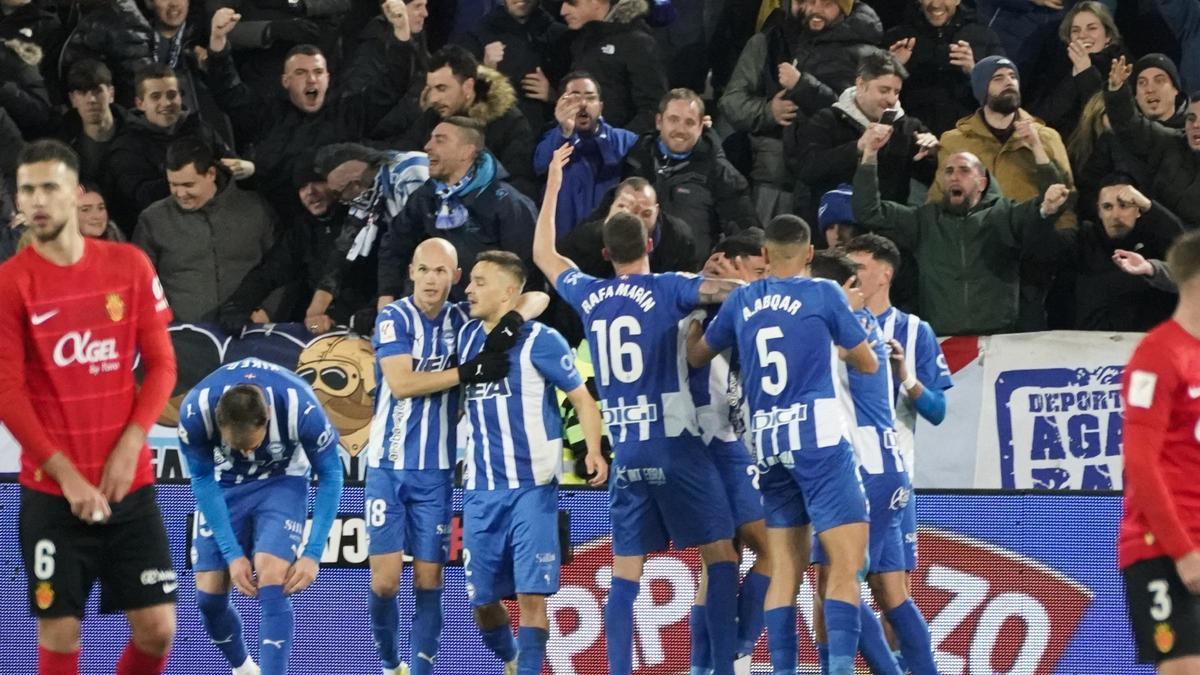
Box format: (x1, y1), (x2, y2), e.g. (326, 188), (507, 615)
(852, 162), (1060, 335)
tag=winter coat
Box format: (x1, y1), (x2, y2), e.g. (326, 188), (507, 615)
(1030, 41), (1126, 139)
(0, 1), (63, 85)
(54, 103), (130, 182)
(533, 119), (639, 236)
(204, 33), (417, 218)
(0, 38), (51, 136)
(1157, 0), (1200, 92)
(1050, 202), (1184, 331)
(882, 7), (1005, 135)
(622, 129), (760, 262)
(974, 0), (1066, 72)
(376, 159), (537, 299)
(1105, 83), (1200, 228)
(378, 66), (537, 198)
(456, 4), (568, 133)
(133, 174), (276, 323)
(790, 87), (934, 211)
(104, 110), (232, 235)
(853, 162), (1062, 335)
(930, 109), (1075, 228)
(719, 3), (879, 188)
(566, 0), (668, 134)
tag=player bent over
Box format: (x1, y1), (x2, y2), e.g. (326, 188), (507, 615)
(365, 237), (548, 675)
(457, 251), (607, 674)
(179, 359), (345, 675)
(1121, 229), (1200, 675)
(0, 140), (177, 675)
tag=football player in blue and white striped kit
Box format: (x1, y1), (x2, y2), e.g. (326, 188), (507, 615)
(688, 232), (772, 675)
(688, 216), (878, 675)
(179, 358), (344, 675)
(846, 234), (952, 673)
(365, 237), (548, 675)
(810, 250), (938, 675)
(458, 250), (607, 675)
(534, 144), (745, 675)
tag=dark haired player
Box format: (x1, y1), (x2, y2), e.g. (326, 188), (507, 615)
(0, 139), (177, 674)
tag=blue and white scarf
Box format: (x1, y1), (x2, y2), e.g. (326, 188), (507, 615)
(432, 151), (497, 230)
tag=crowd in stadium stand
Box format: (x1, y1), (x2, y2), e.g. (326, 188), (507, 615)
(1, 0), (1197, 338)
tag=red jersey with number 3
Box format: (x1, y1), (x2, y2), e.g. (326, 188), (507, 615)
(1120, 320), (1200, 568)
(0, 239), (172, 496)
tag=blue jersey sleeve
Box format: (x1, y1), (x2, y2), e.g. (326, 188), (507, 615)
(915, 321), (953, 392)
(531, 327), (585, 392)
(824, 282), (869, 350)
(298, 392), (343, 561)
(373, 303), (414, 360)
(555, 268), (597, 312)
(663, 272), (705, 313)
(178, 390), (244, 563)
(703, 288), (740, 354)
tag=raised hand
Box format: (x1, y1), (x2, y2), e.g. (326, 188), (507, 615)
(858, 123), (894, 155)
(778, 61), (801, 90)
(1067, 39), (1092, 76)
(1040, 183), (1070, 216)
(1112, 249), (1154, 277)
(889, 38), (915, 65)
(1108, 55), (1132, 91)
(547, 142), (573, 189)
(483, 40), (505, 68)
(912, 131), (939, 161)
(210, 7), (242, 52)
(948, 40), (975, 74)
(383, 0), (410, 41)
(522, 67), (551, 102)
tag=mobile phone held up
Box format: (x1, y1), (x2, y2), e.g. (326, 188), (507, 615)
(879, 109), (900, 125)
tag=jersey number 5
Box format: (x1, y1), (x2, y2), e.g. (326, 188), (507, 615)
(756, 327), (788, 396)
(592, 317), (644, 386)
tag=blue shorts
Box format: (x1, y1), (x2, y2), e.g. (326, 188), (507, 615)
(610, 436), (735, 557)
(365, 468), (453, 563)
(463, 484), (560, 607)
(812, 471), (909, 574)
(759, 441), (868, 534)
(710, 439), (764, 528)
(902, 490), (918, 570)
(192, 476), (306, 572)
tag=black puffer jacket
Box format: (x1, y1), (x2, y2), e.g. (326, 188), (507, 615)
(0, 38), (51, 136)
(0, 1), (63, 86)
(622, 129), (759, 261)
(566, 0), (668, 134)
(456, 4), (567, 133)
(59, 1), (154, 106)
(882, 6), (1005, 136)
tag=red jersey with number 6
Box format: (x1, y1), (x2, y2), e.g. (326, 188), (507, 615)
(0, 239), (172, 496)
(1120, 319), (1200, 568)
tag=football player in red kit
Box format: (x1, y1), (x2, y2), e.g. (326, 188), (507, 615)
(0, 140), (177, 674)
(1121, 228), (1200, 674)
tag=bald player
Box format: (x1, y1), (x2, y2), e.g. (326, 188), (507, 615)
(364, 238), (549, 675)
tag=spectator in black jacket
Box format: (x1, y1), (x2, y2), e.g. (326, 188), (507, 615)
(377, 116), (537, 304)
(883, 0), (1004, 135)
(456, 0), (568, 133)
(559, 0), (668, 134)
(623, 88), (758, 262)
(1131, 54), (1188, 127)
(0, 0), (63, 87)
(204, 2), (418, 219)
(59, 0), (155, 106)
(791, 51), (937, 221)
(58, 59), (127, 181)
(104, 62), (234, 234)
(0, 34), (51, 136)
(1050, 177), (1185, 330)
(376, 45), (536, 198)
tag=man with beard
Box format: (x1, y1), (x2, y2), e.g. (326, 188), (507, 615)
(1105, 55), (1200, 228)
(853, 129), (1070, 335)
(929, 56), (1075, 224)
(1049, 177), (1184, 331)
(720, 0), (881, 221)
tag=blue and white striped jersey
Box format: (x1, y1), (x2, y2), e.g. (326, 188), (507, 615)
(839, 309), (904, 475)
(690, 311), (745, 445)
(876, 307), (953, 473)
(704, 277), (868, 461)
(178, 358), (339, 487)
(458, 320), (583, 491)
(365, 297), (469, 472)
(556, 268), (704, 443)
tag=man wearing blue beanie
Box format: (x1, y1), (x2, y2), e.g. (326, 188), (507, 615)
(818, 184), (862, 248)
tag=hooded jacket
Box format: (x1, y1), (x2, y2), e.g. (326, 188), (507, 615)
(853, 161), (1062, 335)
(622, 128), (759, 262)
(929, 108), (1075, 228)
(1104, 82), (1200, 227)
(456, 3), (568, 133)
(380, 65), (537, 198)
(133, 173), (276, 323)
(882, 6), (1005, 135)
(567, 0), (668, 134)
(0, 38), (51, 136)
(719, 2), (880, 187)
(376, 152), (537, 299)
(104, 109), (232, 234)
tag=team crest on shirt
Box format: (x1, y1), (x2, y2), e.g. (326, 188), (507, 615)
(1155, 622), (1175, 653)
(35, 582), (53, 609)
(105, 293), (125, 322)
